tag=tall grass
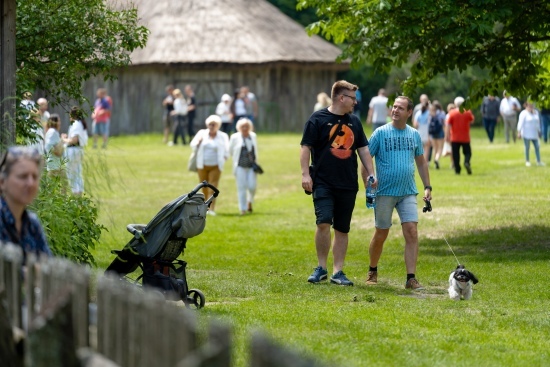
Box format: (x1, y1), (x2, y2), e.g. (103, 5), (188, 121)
(88, 128), (550, 367)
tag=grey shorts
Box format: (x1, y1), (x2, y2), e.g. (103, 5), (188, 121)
(374, 195), (418, 229)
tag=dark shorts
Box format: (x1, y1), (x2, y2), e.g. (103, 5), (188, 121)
(163, 112), (173, 128)
(312, 184), (357, 233)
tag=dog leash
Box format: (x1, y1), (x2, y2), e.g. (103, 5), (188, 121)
(422, 199), (461, 266)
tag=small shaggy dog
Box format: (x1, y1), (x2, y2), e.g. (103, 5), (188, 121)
(448, 265), (479, 301)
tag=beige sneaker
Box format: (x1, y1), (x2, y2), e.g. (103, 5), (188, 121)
(365, 271), (378, 285)
(405, 278), (424, 290)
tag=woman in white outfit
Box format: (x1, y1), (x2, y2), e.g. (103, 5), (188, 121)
(62, 107), (88, 195)
(229, 118), (258, 215)
(517, 102), (544, 166)
(190, 115), (229, 215)
(44, 114), (65, 178)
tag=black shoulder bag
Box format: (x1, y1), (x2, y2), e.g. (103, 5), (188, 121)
(305, 121), (344, 195)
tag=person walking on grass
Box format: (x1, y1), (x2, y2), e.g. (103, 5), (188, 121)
(362, 96), (431, 291)
(91, 88), (112, 149)
(229, 118), (259, 215)
(500, 90), (521, 143)
(62, 107), (88, 195)
(518, 101), (545, 167)
(446, 97), (474, 175)
(300, 80), (377, 286)
(190, 115), (229, 216)
(481, 95), (500, 143)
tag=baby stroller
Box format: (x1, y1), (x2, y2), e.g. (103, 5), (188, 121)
(105, 181), (219, 309)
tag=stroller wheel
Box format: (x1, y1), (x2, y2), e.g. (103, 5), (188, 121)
(185, 289), (205, 309)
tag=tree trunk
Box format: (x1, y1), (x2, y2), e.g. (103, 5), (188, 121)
(0, 0), (17, 149)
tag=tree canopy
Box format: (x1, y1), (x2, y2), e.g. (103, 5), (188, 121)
(298, 0), (550, 105)
(16, 0), (148, 113)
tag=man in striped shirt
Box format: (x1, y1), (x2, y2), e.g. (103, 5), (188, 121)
(361, 96), (432, 290)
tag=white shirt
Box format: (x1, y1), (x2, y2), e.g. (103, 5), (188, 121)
(414, 110), (430, 143)
(216, 102), (232, 123)
(369, 95), (389, 123)
(68, 120), (88, 147)
(202, 138), (219, 166)
(234, 99), (247, 116)
(229, 132), (258, 174)
(40, 111), (50, 126)
(500, 97), (520, 116)
(44, 128), (61, 170)
(517, 109), (541, 140)
(174, 97), (188, 115)
(190, 129), (229, 171)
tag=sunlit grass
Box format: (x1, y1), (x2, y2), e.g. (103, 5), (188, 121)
(88, 128), (550, 367)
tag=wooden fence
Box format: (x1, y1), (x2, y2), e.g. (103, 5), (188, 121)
(0, 242), (334, 367)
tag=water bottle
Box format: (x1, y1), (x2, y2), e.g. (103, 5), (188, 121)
(366, 176), (376, 209)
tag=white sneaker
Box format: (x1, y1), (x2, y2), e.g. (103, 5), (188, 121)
(526, 162), (531, 167)
(167, 142), (174, 146)
(537, 161), (546, 166)
(207, 210), (216, 216)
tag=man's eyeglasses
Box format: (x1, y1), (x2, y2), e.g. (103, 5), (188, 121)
(341, 94), (357, 102)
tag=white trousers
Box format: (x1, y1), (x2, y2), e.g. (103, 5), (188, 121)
(235, 166), (257, 211)
(66, 147), (84, 194)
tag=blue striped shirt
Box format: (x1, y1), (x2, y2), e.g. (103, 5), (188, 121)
(369, 124), (424, 196)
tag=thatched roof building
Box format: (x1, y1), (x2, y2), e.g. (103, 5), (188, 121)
(82, 0), (348, 134)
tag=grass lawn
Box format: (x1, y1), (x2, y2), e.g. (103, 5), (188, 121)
(88, 127), (550, 367)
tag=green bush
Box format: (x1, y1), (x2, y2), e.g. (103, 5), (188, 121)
(30, 172), (106, 265)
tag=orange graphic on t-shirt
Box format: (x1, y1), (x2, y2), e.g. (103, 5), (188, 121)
(330, 124), (354, 159)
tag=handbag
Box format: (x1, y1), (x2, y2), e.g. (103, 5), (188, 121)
(188, 151), (198, 172)
(243, 137), (264, 174)
(251, 161), (264, 174)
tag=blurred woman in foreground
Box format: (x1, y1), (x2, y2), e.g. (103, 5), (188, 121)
(0, 146), (51, 257)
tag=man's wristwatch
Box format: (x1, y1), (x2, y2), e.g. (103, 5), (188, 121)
(424, 185), (432, 191)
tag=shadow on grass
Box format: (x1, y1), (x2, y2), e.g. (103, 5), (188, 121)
(422, 224), (550, 263)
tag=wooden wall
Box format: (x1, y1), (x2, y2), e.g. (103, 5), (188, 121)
(72, 63), (341, 135)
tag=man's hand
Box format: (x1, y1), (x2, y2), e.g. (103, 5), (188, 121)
(424, 188), (432, 201)
(302, 172), (313, 194)
(367, 175), (378, 189)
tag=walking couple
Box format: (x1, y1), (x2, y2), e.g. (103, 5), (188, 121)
(300, 81), (432, 289)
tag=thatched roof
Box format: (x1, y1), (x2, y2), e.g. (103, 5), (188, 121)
(118, 0), (345, 66)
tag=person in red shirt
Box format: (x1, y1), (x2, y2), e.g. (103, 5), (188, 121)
(446, 97), (475, 174)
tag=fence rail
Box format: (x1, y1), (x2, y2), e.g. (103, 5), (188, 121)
(0, 242), (335, 367)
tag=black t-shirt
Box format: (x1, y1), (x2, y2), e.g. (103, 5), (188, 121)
(300, 108), (369, 191)
(187, 95), (196, 118)
(164, 95), (174, 113)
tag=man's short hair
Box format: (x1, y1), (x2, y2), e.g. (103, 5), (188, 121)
(396, 96), (414, 111)
(331, 80), (358, 100)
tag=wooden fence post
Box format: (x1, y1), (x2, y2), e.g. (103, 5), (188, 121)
(97, 274), (201, 367)
(25, 288), (79, 367)
(0, 243), (23, 329)
(175, 320), (232, 367)
(0, 288), (21, 367)
(32, 256), (90, 349)
(250, 331), (331, 367)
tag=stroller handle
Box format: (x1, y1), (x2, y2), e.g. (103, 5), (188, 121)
(189, 181), (220, 206)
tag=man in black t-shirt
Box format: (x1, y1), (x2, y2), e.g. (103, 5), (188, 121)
(185, 85), (197, 137)
(300, 80), (377, 286)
